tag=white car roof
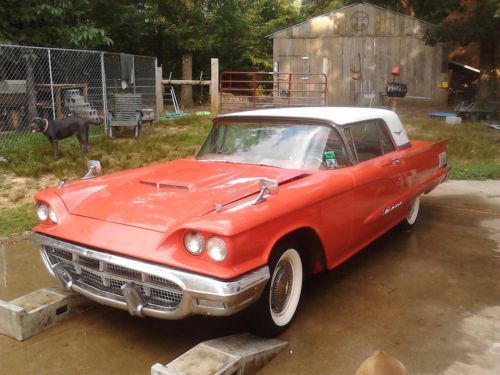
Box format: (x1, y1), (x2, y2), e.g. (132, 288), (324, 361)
(218, 107), (410, 147)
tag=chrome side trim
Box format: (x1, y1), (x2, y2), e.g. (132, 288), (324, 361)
(33, 233), (270, 319)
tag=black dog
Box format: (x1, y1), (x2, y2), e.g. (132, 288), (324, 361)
(30, 116), (101, 158)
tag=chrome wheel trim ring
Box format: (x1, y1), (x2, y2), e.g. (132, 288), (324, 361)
(269, 248), (303, 327)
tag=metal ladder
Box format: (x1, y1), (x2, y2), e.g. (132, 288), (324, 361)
(163, 86), (180, 113)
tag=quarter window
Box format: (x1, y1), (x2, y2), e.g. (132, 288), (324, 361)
(345, 120), (395, 163)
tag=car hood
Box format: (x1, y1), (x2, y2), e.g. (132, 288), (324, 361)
(56, 159), (308, 232)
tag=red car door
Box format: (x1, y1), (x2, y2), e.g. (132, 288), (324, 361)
(343, 120), (405, 252)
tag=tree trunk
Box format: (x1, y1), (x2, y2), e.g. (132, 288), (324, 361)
(181, 54), (193, 108)
(477, 38), (498, 103)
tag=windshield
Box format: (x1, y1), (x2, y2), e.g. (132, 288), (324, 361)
(197, 121), (347, 170)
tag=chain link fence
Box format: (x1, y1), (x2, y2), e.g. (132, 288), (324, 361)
(0, 44), (157, 149)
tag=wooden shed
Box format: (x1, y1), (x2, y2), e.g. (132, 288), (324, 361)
(268, 2), (448, 106)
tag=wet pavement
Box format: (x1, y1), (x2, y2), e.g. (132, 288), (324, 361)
(1, 180), (499, 374)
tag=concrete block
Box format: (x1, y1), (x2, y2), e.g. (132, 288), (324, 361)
(445, 116), (462, 125)
(151, 333), (287, 375)
(0, 288), (93, 341)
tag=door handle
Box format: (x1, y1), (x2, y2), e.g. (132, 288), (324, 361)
(391, 158), (401, 165)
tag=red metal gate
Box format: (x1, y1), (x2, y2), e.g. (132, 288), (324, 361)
(220, 71), (327, 113)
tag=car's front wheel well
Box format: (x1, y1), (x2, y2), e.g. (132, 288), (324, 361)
(272, 228), (326, 275)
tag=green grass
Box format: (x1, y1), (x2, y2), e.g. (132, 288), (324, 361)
(0, 202), (38, 237)
(0, 116), (212, 179)
(403, 117), (500, 180)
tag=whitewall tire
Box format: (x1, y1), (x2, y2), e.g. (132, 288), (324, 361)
(399, 195), (421, 229)
(251, 244), (304, 337)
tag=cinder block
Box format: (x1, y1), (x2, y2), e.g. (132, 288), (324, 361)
(151, 333), (287, 375)
(0, 288), (93, 341)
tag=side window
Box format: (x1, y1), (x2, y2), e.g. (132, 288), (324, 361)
(344, 120), (395, 163)
(303, 127), (348, 169)
(377, 120), (396, 154)
(324, 128), (348, 168)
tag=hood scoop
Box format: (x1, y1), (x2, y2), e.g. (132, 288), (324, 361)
(139, 180), (194, 191)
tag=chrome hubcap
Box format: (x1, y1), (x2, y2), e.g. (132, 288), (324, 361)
(270, 261), (293, 314)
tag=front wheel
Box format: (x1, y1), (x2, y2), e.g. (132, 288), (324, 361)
(250, 245), (304, 337)
(399, 195), (421, 229)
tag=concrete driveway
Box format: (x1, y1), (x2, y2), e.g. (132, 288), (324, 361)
(1, 180), (499, 374)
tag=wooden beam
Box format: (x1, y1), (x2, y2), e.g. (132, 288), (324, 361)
(211, 58), (220, 114)
(162, 79), (211, 85)
(155, 65), (164, 116)
(181, 54), (193, 107)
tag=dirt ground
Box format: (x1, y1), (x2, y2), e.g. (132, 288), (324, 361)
(0, 180), (499, 374)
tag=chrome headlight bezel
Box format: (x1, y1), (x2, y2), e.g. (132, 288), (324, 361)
(183, 231), (205, 255)
(48, 208), (58, 224)
(36, 203), (49, 221)
(206, 236), (227, 262)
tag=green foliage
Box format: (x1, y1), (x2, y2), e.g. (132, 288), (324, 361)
(0, 202), (38, 237)
(403, 116), (500, 180)
(425, 0), (499, 45)
(0, 0), (112, 48)
(450, 163), (500, 180)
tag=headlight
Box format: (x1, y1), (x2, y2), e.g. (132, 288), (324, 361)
(206, 236), (227, 262)
(48, 208), (58, 224)
(184, 231), (204, 255)
(37, 203), (49, 221)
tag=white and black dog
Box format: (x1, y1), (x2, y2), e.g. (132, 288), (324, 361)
(30, 116), (101, 158)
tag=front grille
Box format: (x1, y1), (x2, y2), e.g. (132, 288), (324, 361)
(43, 245), (183, 310)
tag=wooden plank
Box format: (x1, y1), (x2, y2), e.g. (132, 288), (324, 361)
(342, 36), (352, 104)
(330, 37), (342, 104)
(390, 11), (397, 35)
(345, 5), (355, 36)
(374, 7), (382, 35)
(378, 37), (390, 95)
(366, 3), (375, 36)
(338, 9), (347, 35)
(210, 58), (219, 114)
(364, 37), (375, 92)
(333, 12), (340, 36)
(385, 11), (391, 36)
(424, 43), (435, 99)
(311, 14), (330, 37)
(162, 79), (211, 85)
(328, 13), (334, 35)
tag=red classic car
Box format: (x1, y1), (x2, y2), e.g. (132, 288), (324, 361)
(33, 107), (448, 336)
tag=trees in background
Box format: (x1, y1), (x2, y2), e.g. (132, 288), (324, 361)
(0, 0), (496, 100)
(0, 0), (112, 48)
(425, 0), (499, 102)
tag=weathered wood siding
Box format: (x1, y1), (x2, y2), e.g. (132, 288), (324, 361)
(272, 3), (445, 105)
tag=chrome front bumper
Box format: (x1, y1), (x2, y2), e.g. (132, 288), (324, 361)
(33, 233), (270, 319)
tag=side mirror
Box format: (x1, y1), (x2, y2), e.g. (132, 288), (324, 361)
(82, 160), (102, 180)
(252, 178), (279, 205)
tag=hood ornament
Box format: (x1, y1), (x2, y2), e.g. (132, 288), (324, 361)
(82, 160), (102, 180)
(252, 178), (279, 205)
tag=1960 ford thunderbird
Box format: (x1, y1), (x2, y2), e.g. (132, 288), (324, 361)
(33, 107), (448, 336)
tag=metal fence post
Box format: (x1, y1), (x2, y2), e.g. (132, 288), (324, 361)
(133, 55), (136, 94)
(100, 52), (108, 133)
(47, 49), (56, 120)
(155, 58), (163, 118)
